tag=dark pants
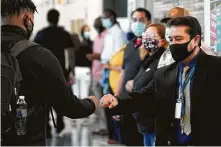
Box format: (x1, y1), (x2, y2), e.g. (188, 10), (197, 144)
(105, 108), (114, 140)
(121, 114), (143, 146)
(104, 88), (122, 143)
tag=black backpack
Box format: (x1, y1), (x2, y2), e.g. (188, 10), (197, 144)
(1, 40), (38, 135)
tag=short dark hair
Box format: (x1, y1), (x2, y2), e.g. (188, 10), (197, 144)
(131, 8), (152, 21)
(103, 9), (117, 21)
(47, 9), (60, 25)
(168, 16), (202, 46)
(1, 0), (37, 17)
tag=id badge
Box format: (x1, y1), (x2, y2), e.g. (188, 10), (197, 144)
(175, 101), (182, 119)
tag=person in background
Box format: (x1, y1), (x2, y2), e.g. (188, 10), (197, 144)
(103, 44), (127, 144)
(105, 45), (126, 96)
(130, 24), (168, 146)
(100, 16), (221, 146)
(75, 24), (93, 68)
(34, 9), (75, 137)
(73, 24), (93, 101)
(86, 17), (108, 136)
(158, 6), (217, 68)
(101, 9), (126, 64)
(99, 9), (126, 145)
(115, 8), (152, 146)
(1, 0), (98, 145)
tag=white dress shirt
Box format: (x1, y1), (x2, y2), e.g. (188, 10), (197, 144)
(101, 24), (126, 64)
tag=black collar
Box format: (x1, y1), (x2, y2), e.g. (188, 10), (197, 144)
(1, 25), (27, 40)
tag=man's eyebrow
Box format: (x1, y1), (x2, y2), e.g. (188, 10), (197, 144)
(169, 35), (184, 38)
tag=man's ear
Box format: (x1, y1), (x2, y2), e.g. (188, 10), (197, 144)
(23, 12), (34, 21)
(194, 35), (200, 46)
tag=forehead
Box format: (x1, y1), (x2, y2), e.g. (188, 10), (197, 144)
(132, 11), (146, 18)
(103, 11), (111, 17)
(84, 25), (90, 30)
(169, 25), (189, 37)
(145, 27), (158, 35)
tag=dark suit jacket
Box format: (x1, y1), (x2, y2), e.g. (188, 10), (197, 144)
(111, 51), (221, 145)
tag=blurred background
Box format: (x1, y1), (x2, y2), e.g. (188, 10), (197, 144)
(31, 0), (221, 54)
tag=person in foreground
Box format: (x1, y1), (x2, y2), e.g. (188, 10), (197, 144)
(100, 16), (221, 146)
(1, 0), (98, 145)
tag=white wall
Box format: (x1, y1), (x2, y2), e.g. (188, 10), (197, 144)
(31, 0), (103, 40)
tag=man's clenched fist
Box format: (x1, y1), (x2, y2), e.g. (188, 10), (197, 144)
(100, 94), (118, 108)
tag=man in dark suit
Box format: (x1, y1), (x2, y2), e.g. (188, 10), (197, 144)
(100, 16), (221, 146)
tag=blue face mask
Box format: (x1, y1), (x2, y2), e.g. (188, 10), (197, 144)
(83, 31), (90, 39)
(101, 18), (112, 29)
(131, 22), (146, 37)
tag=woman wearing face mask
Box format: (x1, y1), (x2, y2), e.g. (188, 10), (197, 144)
(75, 25), (93, 68)
(74, 25), (93, 100)
(128, 24), (169, 146)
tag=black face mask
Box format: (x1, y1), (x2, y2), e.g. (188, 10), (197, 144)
(24, 18), (34, 39)
(169, 40), (197, 62)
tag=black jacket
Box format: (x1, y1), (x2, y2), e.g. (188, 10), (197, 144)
(75, 39), (93, 68)
(34, 26), (75, 79)
(110, 51), (221, 145)
(133, 47), (165, 133)
(121, 38), (144, 94)
(1, 25), (95, 146)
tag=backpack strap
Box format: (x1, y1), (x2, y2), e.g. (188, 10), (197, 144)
(10, 40), (39, 57)
(9, 40), (40, 82)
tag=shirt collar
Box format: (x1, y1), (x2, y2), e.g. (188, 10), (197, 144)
(1, 25), (27, 39)
(179, 54), (198, 72)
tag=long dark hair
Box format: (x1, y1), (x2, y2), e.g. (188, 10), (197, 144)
(94, 17), (105, 35)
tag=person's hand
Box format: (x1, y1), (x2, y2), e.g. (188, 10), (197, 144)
(112, 115), (120, 121)
(86, 54), (93, 61)
(100, 94), (118, 108)
(103, 64), (112, 70)
(125, 80), (134, 92)
(89, 96), (99, 112)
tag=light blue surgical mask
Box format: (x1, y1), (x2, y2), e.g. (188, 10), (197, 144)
(101, 18), (112, 29)
(83, 31), (90, 39)
(131, 22), (146, 37)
